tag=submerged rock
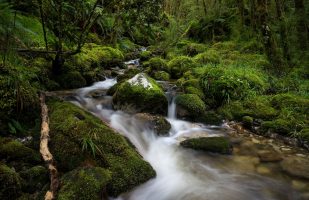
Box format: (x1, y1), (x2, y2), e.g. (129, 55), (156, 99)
(180, 137), (232, 154)
(48, 100), (156, 197)
(113, 73), (167, 114)
(134, 113), (171, 136)
(280, 157), (309, 179)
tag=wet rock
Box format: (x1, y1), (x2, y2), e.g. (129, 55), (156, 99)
(87, 89), (107, 98)
(135, 113), (171, 136)
(231, 156), (260, 172)
(180, 137), (232, 154)
(280, 157), (309, 179)
(113, 73), (167, 114)
(257, 150), (282, 162)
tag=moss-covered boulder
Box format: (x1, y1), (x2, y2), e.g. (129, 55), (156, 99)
(153, 71), (170, 81)
(180, 137), (232, 154)
(113, 73), (167, 114)
(57, 167), (111, 200)
(242, 116), (253, 129)
(20, 165), (49, 193)
(74, 43), (124, 69)
(175, 94), (207, 119)
(57, 71), (87, 89)
(48, 100), (155, 196)
(134, 113), (171, 136)
(0, 137), (41, 164)
(193, 50), (221, 64)
(143, 57), (168, 72)
(0, 164), (22, 200)
(168, 56), (197, 79)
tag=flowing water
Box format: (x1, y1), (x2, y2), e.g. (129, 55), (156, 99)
(68, 78), (307, 200)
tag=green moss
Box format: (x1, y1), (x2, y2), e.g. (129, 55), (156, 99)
(57, 71), (87, 89)
(0, 138), (41, 164)
(140, 50), (152, 61)
(143, 57), (168, 72)
(180, 137), (232, 154)
(193, 50), (221, 65)
(74, 43), (124, 69)
(168, 56), (197, 79)
(175, 94), (207, 118)
(48, 100), (155, 196)
(271, 93), (309, 114)
(242, 116), (253, 129)
(183, 42), (207, 56)
(0, 163), (22, 200)
(113, 73), (167, 114)
(184, 86), (205, 99)
(153, 71), (170, 81)
(260, 119), (295, 135)
(20, 166), (49, 193)
(198, 111), (222, 125)
(116, 69), (141, 83)
(57, 167), (111, 200)
(219, 96), (277, 121)
(116, 38), (138, 53)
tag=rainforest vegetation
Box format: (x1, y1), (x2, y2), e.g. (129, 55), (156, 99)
(0, 0), (308, 199)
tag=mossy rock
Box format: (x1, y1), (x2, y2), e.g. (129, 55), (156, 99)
(184, 86), (205, 99)
(198, 111), (222, 125)
(219, 96), (278, 121)
(74, 43), (124, 69)
(175, 94), (207, 119)
(168, 56), (197, 79)
(57, 167), (111, 200)
(180, 137), (232, 154)
(153, 71), (170, 81)
(140, 50), (152, 61)
(242, 116), (253, 129)
(113, 73), (167, 114)
(116, 68), (141, 83)
(143, 57), (168, 72)
(48, 100), (155, 196)
(271, 93), (309, 114)
(20, 165), (49, 193)
(193, 50), (221, 64)
(260, 119), (295, 135)
(184, 42), (207, 56)
(0, 137), (41, 164)
(57, 71), (87, 89)
(134, 113), (171, 136)
(0, 163), (22, 200)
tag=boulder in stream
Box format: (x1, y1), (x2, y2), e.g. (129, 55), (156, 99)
(134, 113), (171, 136)
(280, 157), (309, 179)
(113, 73), (167, 114)
(48, 100), (156, 197)
(180, 137), (232, 154)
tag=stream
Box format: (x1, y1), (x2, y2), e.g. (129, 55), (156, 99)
(63, 78), (308, 200)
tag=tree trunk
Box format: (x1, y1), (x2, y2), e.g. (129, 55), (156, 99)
(249, 0), (257, 31)
(237, 0), (245, 26)
(275, 0), (291, 62)
(257, 0), (283, 70)
(294, 0), (308, 50)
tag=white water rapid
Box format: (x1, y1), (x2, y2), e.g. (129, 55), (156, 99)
(70, 78), (301, 200)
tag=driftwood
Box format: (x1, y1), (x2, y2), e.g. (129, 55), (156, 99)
(40, 93), (59, 200)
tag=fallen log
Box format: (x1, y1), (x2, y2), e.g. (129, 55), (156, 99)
(40, 93), (59, 200)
